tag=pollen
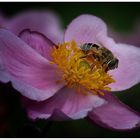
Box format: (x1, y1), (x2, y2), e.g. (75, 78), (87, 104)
(50, 40), (115, 96)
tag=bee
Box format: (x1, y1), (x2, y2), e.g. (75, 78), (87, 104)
(80, 43), (119, 72)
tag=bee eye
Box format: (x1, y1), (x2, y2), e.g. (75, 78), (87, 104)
(114, 58), (118, 64)
(108, 61), (116, 67)
(108, 59), (119, 69)
(115, 59), (119, 68)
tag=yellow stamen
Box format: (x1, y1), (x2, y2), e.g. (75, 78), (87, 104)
(50, 40), (115, 96)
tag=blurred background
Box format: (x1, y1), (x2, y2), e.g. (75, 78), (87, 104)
(0, 2), (140, 138)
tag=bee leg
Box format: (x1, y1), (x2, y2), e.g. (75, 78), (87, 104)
(80, 55), (88, 59)
(80, 53), (93, 59)
(91, 63), (96, 71)
(92, 54), (100, 61)
(105, 67), (109, 72)
(102, 62), (109, 72)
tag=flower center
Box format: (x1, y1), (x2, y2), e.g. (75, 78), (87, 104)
(50, 40), (115, 95)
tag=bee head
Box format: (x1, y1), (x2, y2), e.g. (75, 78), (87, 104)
(109, 58), (119, 69)
(105, 58), (119, 72)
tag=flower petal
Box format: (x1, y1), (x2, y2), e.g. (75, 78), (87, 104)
(88, 92), (140, 130)
(64, 14), (107, 45)
(19, 29), (55, 61)
(107, 43), (140, 91)
(0, 29), (63, 101)
(22, 87), (106, 120)
(6, 10), (64, 44)
(50, 109), (71, 121)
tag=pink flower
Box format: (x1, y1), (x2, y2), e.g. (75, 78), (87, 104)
(0, 10), (140, 131)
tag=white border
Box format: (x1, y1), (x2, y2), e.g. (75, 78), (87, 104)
(0, 0), (140, 2)
(1, 138), (140, 140)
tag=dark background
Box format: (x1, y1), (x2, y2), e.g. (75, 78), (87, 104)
(0, 2), (140, 138)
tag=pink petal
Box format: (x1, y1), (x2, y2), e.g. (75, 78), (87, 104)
(107, 43), (140, 91)
(19, 29), (55, 61)
(22, 87), (106, 120)
(5, 10), (64, 44)
(88, 92), (140, 130)
(0, 29), (63, 101)
(50, 109), (71, 121)
(64, 14), (107, 45)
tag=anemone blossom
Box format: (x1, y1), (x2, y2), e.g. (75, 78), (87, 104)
(0, 11), (140, 131)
